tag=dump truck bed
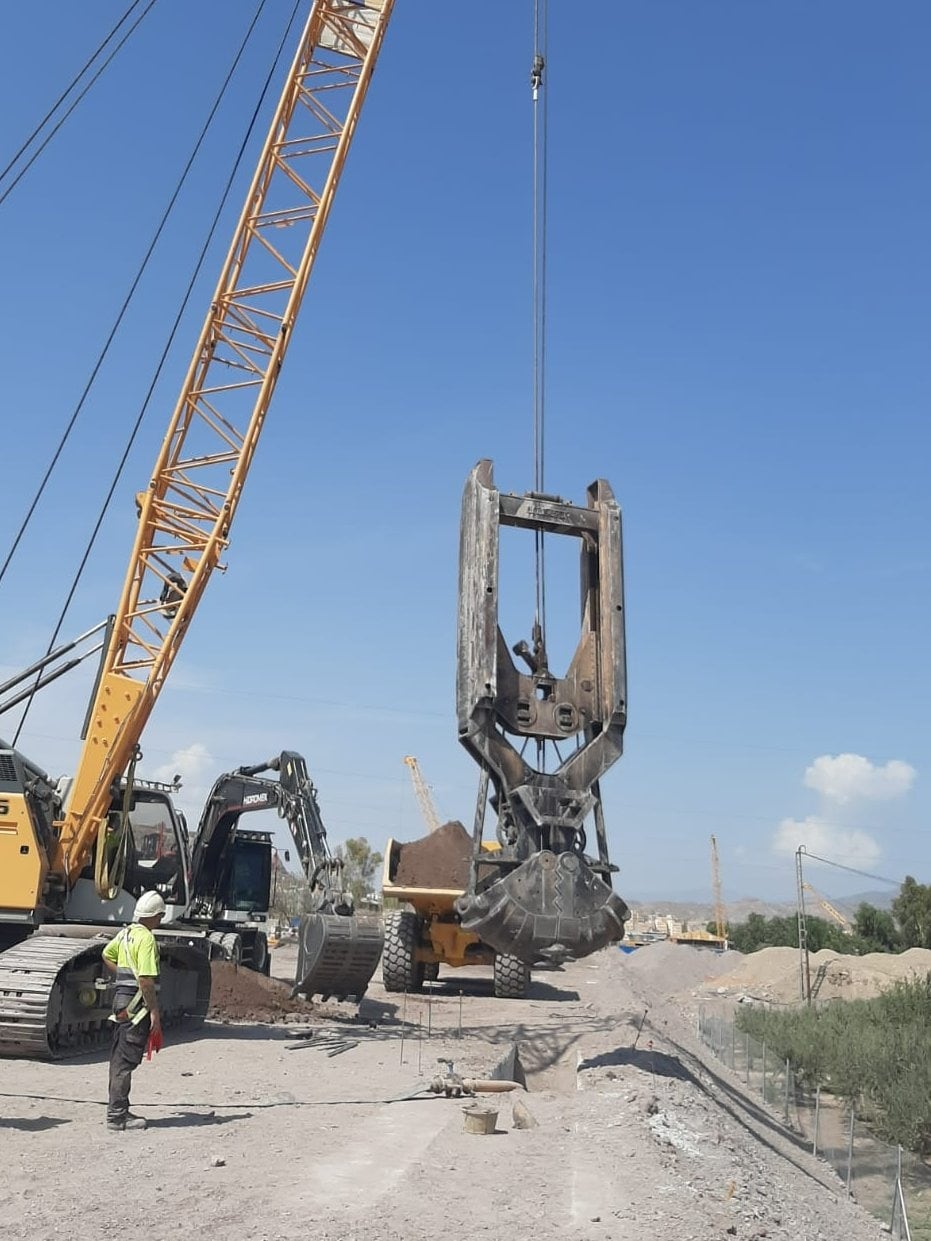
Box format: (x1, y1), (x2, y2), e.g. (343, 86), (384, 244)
(381, 837), (463, 916)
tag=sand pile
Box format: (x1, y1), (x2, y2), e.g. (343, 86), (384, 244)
(702, 944), (931, 1004)
(393, 820), (472, 889)
(208, 961), (316, 1023)
(609, 939), (743, 995)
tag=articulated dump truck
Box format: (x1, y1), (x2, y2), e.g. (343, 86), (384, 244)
(381, 821), (531, 999)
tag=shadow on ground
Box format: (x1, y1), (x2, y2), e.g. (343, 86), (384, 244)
(0, 1115), (71, 1131)
(145, 1110), (253, 1129)
(579, 1046), (696, 1082)
(421, 976), (580, 1003)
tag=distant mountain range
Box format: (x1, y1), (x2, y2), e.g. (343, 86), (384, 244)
(626, 890), (894, 925)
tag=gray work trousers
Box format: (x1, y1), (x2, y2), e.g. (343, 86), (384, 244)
(107, 1012), (151, 1124)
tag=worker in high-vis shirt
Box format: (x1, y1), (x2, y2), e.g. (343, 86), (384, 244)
(102, 891), (165, 1132)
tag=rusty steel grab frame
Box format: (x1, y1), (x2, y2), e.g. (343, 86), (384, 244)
(455, 459), (630, 962)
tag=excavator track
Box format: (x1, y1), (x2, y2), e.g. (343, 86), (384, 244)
(293, 913), (384, 1002)
(0, 931), (211, 1060)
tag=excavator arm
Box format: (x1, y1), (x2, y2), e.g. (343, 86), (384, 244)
(188, 752), (351, 919)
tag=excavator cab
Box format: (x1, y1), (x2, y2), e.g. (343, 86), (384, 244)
(454, 460), (630, 964)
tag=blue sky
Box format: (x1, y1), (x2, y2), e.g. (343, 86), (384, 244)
(0, 2), (927, 906)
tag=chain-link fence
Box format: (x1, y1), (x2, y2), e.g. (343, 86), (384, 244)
(698, 1008), (931, 1240)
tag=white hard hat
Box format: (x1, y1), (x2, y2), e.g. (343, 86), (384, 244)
(134, 891), (167, 920)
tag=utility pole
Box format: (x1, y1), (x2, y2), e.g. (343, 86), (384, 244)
(796, 846), (812, 1005)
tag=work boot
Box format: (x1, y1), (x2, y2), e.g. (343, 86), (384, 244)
(107, 1113), (147, 1132)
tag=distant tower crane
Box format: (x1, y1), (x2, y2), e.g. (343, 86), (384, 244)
(404, 756), (442, 834)
(710, 835), (727, 941)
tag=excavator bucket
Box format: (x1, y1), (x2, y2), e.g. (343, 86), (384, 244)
(293, 912), (384, 1002)
(455, 460), (630, 965)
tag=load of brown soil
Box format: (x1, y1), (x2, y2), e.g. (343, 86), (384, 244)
(393, 820), (473, 889)
(208, 961), (316, 1023)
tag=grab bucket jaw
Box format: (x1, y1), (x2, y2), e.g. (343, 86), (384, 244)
(456, 850), (629, 965)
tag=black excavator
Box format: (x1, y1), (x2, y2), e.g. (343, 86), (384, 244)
(454, 460), (631, 965)
(185, 751), (383, 1001)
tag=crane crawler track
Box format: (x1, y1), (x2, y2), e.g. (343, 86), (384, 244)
(0, 932), (211, 1059)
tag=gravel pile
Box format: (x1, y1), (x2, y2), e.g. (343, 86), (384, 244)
(618, 939), (743, 993)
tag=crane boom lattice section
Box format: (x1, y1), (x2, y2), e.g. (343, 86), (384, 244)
(710, 834), (725, 940)
(404, 756), (442, 835)
(57, 0), (394, 881)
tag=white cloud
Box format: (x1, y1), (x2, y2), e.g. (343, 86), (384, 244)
(151, 742), (214, 822)
(803, 753), (915, 805)
(773, 815), (881, 870)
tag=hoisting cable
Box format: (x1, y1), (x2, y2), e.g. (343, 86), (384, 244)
(0, 620), (108, 717)
(530, 0), (550, 770)
(10, 0), (303, 744)
(0, 0), (158, 206)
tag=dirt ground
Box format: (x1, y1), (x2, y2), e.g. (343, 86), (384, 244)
(0, 941), (888, 1241)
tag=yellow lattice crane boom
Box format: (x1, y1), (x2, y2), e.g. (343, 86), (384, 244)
(802, 882), (853, 935)
(404, 756), (442, 834)
(55, 0), (395, 896)
(710, 834), (726, 940)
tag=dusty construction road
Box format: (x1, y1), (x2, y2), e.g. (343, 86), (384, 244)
(0, 943), (885, 1241)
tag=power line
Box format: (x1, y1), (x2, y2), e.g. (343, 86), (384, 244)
(8, 0), (299, 743)
(0, 0), (158, 205)
(797, 847), (902, 889)
(530, 0), (549, 648)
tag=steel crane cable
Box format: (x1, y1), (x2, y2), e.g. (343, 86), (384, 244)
(0, 0), (158, 205)
(530, 0), (549, 770)
(10, 0), (303, 743)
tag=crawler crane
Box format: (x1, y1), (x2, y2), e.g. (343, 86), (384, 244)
(0, 0), (393, 1057)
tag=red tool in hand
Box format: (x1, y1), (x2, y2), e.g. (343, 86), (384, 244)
(146, 1027), (164, 1061)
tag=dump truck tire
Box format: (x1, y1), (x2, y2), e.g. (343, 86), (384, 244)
(382, 910), (425, 992)
(494, 953), (530, 999)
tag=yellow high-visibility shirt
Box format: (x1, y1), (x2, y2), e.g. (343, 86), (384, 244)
(103, 922), (160, 977)
(103, 924), (160, 1023)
